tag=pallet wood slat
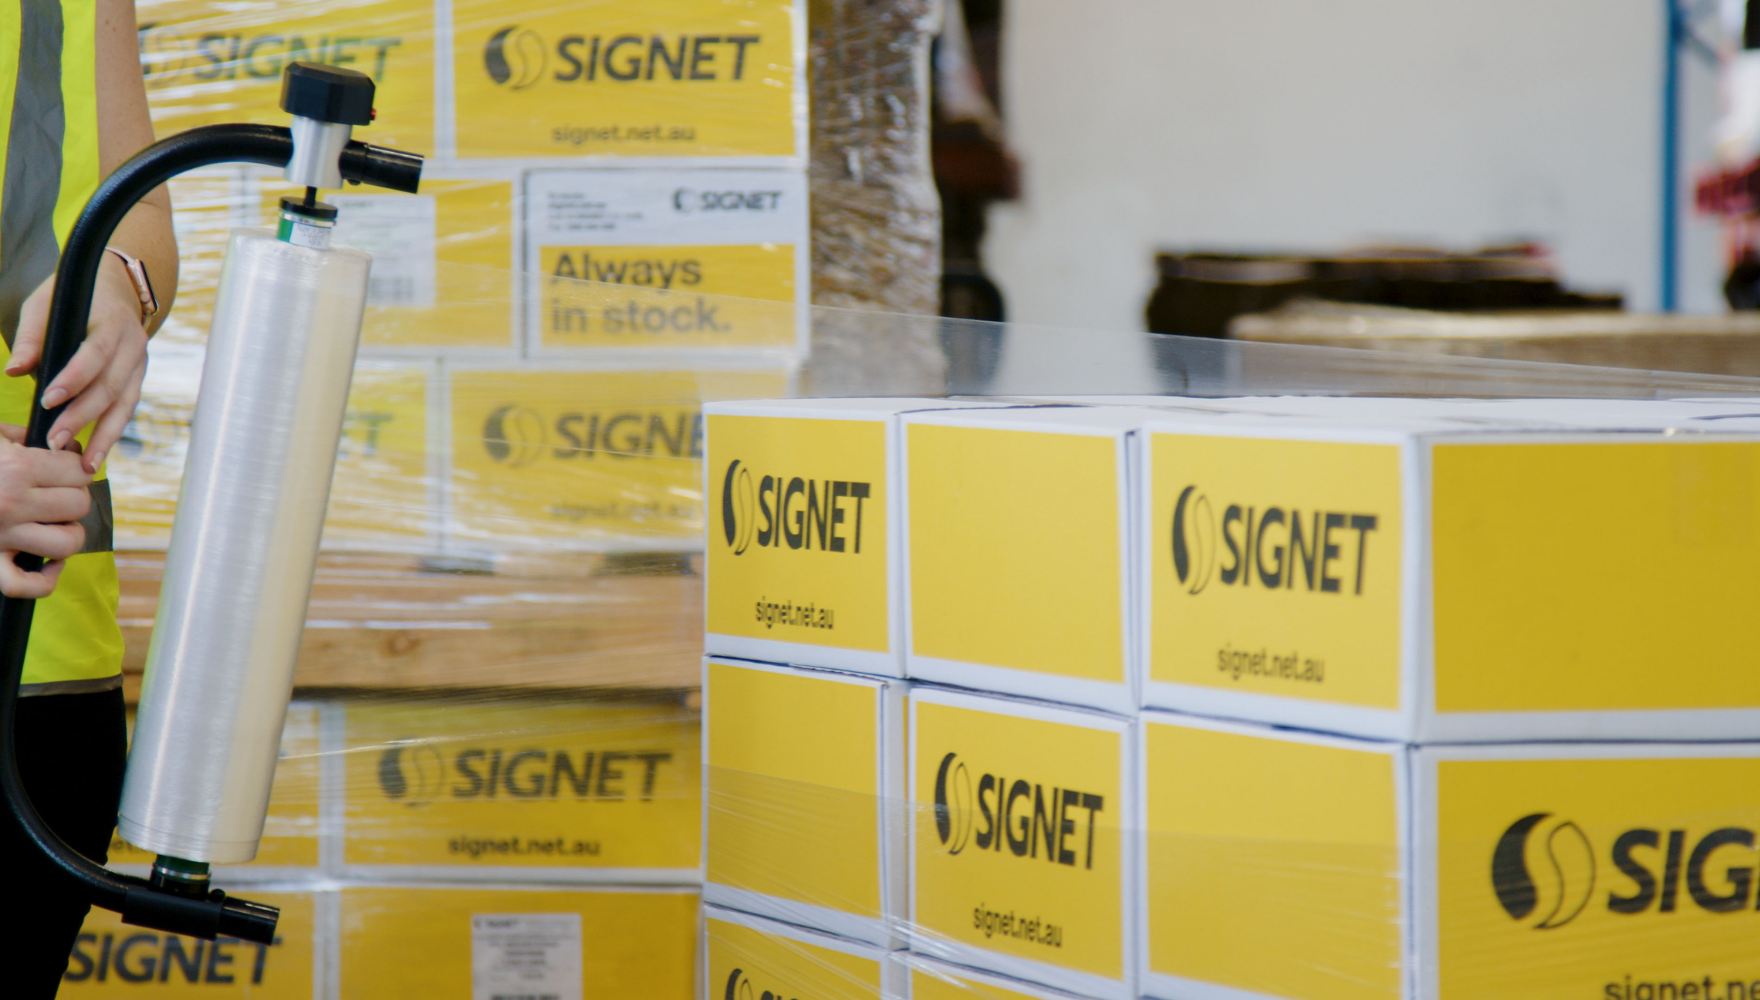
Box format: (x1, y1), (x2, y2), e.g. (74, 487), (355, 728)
(115, 551), (704, 695)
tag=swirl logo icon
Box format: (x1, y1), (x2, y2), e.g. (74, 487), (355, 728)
(1170, 485), (1216, 595)
(933, 752), (974, 855)
(721, 460), (757, 554)
(482, 405), (547, 466)
(376, 740), (447, 807)
(724, 969), (756, 1000)
(1492, 812), (1597, 929)
(484, 26), (546, 89)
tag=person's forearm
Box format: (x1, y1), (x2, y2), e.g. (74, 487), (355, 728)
(107, 189), (177, 336)
(97, 0), (176, 335)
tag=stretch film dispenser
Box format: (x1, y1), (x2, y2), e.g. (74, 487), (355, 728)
(0, 62), (421, 943)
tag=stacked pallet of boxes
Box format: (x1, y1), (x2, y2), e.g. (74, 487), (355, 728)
(705, 395), (1760, 1000)
(1130, 395), (1760, 1000)
(703, 399), (1144, 1000)
(57, 0), (935, 995)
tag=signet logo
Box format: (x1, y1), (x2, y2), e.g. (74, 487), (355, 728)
(1491, 812), (1596, 929)
(1166, 484), (1380, 597)
(715, 459), (873, 556)
(929, 752), (1104, 868)
(726, 967), (803, 1000)
(484, 26), (546, 88)
(377, 740), (447, 807)
(482, 405), (546, 466)
(934, 752), (974, 854)
(1170, 485), (1216, 594)
(722, 460), (756, 554)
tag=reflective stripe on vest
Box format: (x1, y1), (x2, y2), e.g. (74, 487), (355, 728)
(0, 0), (123, 694)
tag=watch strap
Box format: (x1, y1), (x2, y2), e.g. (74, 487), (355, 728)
(104, 246), (158, 326)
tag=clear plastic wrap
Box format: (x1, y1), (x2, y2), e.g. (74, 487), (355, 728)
(56, 1), (1760, 994)
(81, 291), (1760, 995)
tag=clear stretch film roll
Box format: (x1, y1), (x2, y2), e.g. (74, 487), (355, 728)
(118, 228), (369, 863)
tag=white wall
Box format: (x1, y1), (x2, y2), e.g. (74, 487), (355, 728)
(986, 0), (1727, 333)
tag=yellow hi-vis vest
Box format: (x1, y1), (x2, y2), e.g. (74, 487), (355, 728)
(0, 0), (125, 695)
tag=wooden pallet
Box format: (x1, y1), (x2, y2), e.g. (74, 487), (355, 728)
(116, 550), (704, 700)
(1230, 300), (1760, 377)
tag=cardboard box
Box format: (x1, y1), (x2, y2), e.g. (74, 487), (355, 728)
(139, 0), (433, 153)
(61, 889), (319, 997)
(703, 656), (906, 947)
(704, 905), (906, 1000)
(260, 179), (516, 350)
(448, 0), (804, 161)
(342, 695), (700, 882)
(704, 398), (1005, 676)
(323, 363), (436, 547)
(113, 362), (436, 549)
(1139, 709), (1760, 1000)
(908, 955), (1100, 1000)
(340, 885), (698, 999)
(909, 686), (1137, 1000)
(110, 703), (320, 879)
(904, 407), (1141, 714)
(449, 365), (792, 550)
(1139, 408), (1760, 741)
(524, 168), (808, 354)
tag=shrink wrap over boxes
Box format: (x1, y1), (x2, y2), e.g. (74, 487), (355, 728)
(704, 905), (907, 1000)
(525, 169), (809, 354)
(903, 407), (1141, 714)
(703, 656), (907, 946)
(909, 686), (1137, 1000)
(909, 955), (1101, 1000)
(341, 695), (701, 882)
(448, 0), (804, 162)
(257, 180), (517, 349)
(1136, 405), (1760, 740)
(447, 366), (792, 551)
(703, 399), (1008, 676)
(1138, 710), (1760, 1000)
(339, 885), (698, 999)
(62, 890), (320, 997)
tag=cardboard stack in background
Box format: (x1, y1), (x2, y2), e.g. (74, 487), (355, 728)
(110, 0), (946, 695)
(73, 1), (938, 995)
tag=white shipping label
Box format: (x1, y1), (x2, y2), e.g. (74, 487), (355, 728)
(524, 168), (807, 248)
(471, 913), (583, 1000)
(331, 194), (439, 308)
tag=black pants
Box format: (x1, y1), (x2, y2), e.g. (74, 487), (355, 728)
(1, 688), (128, 999)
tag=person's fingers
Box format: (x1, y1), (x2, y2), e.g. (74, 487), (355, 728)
(12, 485), (91, 525)
(11, 446), (95, 489)
(82, 356), (145, 472)
(0, 555), (64, 599)
(0, 424), (25, 445)
(39, 329), (123, 413)
(0, 521), (85, 561)
(5, 279), (53, 377)
(45, 368), (128, 453)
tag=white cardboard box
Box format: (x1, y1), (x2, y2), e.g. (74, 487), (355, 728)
(1137, 404), (1760, 741)
(704, 905), (907, 1000)
(909, 685), (1138, 1000)
(702, 656), (907, 948)
(1139, 709), (1760, 1000)
(705, 398), (1010, 677)
(902, 407), (1142, 714)
(905, 954), (1101, 1000)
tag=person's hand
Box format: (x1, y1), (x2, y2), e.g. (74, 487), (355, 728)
(0, 424), (91, 598)
(6, 254), (148, 474)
